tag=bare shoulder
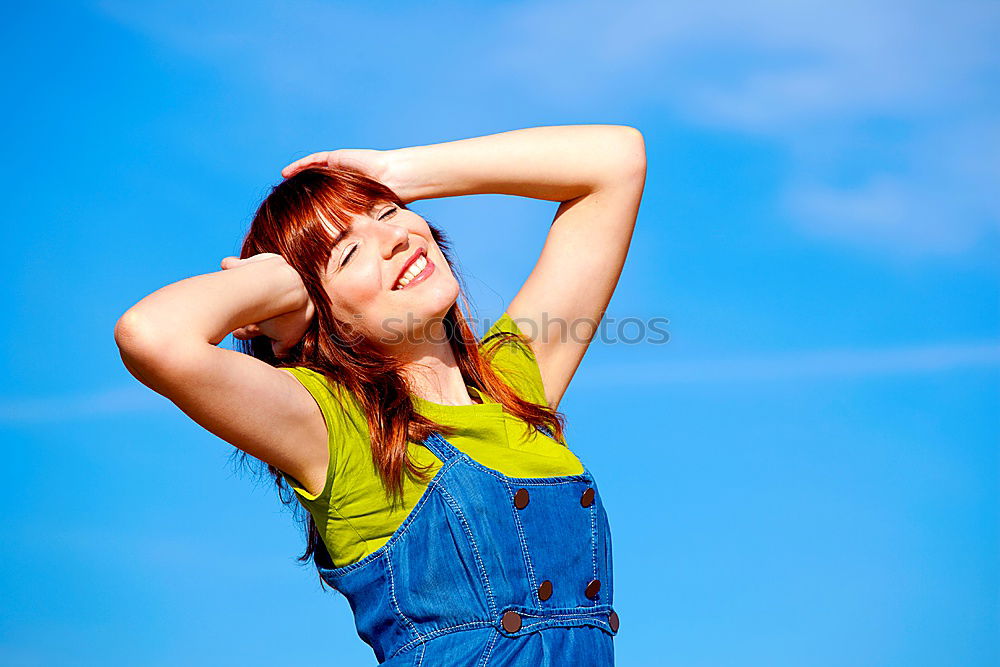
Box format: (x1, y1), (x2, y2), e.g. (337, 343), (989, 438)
(118, 339), (331, 497)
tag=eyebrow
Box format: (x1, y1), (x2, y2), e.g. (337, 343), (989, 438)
(330, 222), (353, 248)
(329, 203), (389, 251)
(330, 205), (386, 249)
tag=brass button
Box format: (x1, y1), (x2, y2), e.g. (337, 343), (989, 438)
(537, 580), (553, 601)
(501, 610), (522, 633)
(584, 578), (601, 599)
(609, 610), (620, 632)
(580, 487), (595, 507)
(513, 488), (530, 509)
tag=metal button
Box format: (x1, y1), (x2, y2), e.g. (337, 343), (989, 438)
(584, 578), (601, 599)
(513, 488), (530, 509)
(501, 610), (522, 633)
(609, 610), (620, 632)
(537, 580), (553, 601)
(580, 487), (595, 507)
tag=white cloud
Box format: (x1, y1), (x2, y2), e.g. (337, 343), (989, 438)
(496, 0), (1000, 258)
(94, 0), (1000, 259)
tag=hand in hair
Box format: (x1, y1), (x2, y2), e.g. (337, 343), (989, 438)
(281, 148), (391, 183)
(220, 253), (315, 358)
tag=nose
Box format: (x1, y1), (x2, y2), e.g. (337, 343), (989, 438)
(380, 220), (409, 259)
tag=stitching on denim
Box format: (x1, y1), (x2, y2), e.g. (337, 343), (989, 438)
(507, 483), (538, 594)
(590, 493), (598, 598)
(523, 612), (609, 620)
(478, 630), (500, 667)
(438, 485), (498, 616)
(499, 606), (616, 635)
(392, 621), (494, 656)
(491, 607), (616, 638)
(518, 614), (610, 625)
(318, 457), (459, 578)
(385, 540), (423, 645)
(423, 432), (457, 462)
(415, 639), (425, 667)
(463, 454), (593, 485)
(510, 608), (613, 620)
(432, 432), (593, 484)
(517, 617), (613, 634)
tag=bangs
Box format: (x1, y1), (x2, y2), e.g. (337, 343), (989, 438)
(249, 165), (406, 272)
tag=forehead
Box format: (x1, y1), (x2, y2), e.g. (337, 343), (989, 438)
(318, 200), (393, 245)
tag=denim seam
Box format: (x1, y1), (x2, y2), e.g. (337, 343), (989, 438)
(392, 621), (495, 656)
(438, 485), (498, 616)
(521, 611), (611, 619)
(423, 432), (457, 463)
(498, 606), (616, 635)
(477, 629), (501, 667)
(431, 429), (594, 484)
(590, 498), (598, 600)
(463, 455), (593, 485)
(385, 545), (423, 646)
(318, 457), (459, 578)
(506, 483), (538, 595)
(516, 617), (614, 634)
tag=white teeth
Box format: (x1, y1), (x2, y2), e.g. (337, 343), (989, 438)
(395, 254), (427, 289)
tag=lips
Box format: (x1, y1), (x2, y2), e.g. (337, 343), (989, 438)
(392, 247), (426, 290)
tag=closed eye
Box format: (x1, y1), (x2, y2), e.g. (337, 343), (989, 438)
(340, 246), (357, 266)
(339, 207), (397, 267)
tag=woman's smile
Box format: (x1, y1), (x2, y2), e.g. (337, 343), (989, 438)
(392, 254), (435, 291)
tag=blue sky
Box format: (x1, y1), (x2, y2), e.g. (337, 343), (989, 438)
(2, 1), (998, 665)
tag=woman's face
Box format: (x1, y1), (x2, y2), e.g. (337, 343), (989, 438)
(320, 201), (460, 350)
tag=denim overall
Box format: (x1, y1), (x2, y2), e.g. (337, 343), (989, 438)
(314, 425), (618, 665)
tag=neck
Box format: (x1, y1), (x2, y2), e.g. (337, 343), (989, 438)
(405, 359), (479, 406)
(395, 329), (479, 407)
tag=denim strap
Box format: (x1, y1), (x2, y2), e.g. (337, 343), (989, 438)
(424, 424), (554, 461)
(422, 431), (459, 462)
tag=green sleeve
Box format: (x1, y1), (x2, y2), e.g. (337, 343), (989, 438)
(278, 366), (349, 503)
(481, 312), (548, 406)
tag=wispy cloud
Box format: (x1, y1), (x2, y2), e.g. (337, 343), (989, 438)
(494, 0), (1000, 258)
(94, 0), (1000, 259)
(579, 340), (1000, 386)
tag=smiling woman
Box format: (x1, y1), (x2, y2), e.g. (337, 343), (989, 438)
(114, 124), (646, 665)
(228, 166), (567, 506)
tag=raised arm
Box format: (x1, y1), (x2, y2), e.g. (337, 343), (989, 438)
(113, 255), (331, 497)
(388, 125), (647, 409)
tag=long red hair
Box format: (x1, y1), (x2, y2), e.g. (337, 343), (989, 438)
(231, 166), (567, 576)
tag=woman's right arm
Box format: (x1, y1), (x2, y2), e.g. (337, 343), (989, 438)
(113, 255), (330, 497)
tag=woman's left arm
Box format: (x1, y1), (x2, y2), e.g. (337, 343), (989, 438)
(388, 124), (647, 409)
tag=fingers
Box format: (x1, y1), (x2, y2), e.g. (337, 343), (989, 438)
(281, 152), (331, 179)
(232, 324), (262, 340)
(242, 252), (281, 264)
(221, 253), (282, 270)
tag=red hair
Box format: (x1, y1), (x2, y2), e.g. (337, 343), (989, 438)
(231, 166), (566, 575)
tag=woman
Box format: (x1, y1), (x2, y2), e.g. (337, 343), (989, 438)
(114, 124), (646, 665)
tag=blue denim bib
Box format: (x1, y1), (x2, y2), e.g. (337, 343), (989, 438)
(315, 426), (618, 665)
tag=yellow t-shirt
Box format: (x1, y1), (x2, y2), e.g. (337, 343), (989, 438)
(279, 312), (584, 568)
